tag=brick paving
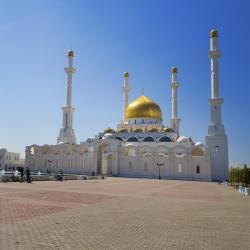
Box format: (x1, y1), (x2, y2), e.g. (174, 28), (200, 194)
(0, 178), (250, 250)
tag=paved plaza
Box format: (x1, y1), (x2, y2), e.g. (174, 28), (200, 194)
(0, 178), (250, 250)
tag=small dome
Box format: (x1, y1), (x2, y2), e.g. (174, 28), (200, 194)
(195, 142), (204, 146)
(147, 128), (158, 132)
(67, 50), (74, 57)
(125, 95), (162, 121)
(163, 127), (174, 133)
(177, 136), (191, 143)
(118, 128), (128, 133)
(124, 72), (129, 78)
(104, 127), (115, 134)
(210, 29), (218, 38)
(103, 133), (113, 139)
(172, 66), (177, 74)
(133, 128), (143, 133)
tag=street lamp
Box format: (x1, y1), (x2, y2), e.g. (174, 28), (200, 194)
(48, 160), (52, 174)
(156, 162), (164, 180)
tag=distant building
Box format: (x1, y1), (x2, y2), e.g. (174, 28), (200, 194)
(26, 29), (228, 181)
(0, 148), (25, 171)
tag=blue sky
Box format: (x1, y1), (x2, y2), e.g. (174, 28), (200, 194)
(0, 0), (249, 165)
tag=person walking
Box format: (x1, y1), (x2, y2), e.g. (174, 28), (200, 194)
(59, 170), (63, 181)
(26, 167), (31, 183)
(20, 167), (24, 182)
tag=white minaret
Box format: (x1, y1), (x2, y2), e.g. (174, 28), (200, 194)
(123, 72), (130, 122)
(170, 66), (180, 135)
(205, 29), (228, 181)
(57, 50), (77, 144)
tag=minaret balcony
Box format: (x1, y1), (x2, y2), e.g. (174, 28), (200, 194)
(64, 67), (76, 73)
(208, 50), (220, 59)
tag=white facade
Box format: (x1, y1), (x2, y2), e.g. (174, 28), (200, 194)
(0, 148), (25, 171)
(26, 136), (210, 180)
(26, 29), (229, 181)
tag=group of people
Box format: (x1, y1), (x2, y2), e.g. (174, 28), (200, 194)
(18, 167), (31, 183)
(8, 168), (64, 183)
(8, 167), (31, 183)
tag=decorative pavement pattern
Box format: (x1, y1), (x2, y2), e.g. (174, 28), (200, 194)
(0, 178), (250, 250)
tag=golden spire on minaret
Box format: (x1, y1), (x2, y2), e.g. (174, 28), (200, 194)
(210, 28), (218, 38)
(67, 50), (74, 57)
(172, 66), (177, 73)
(124, 71), (129, 78)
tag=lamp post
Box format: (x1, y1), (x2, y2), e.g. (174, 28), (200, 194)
(156, 162), (164, 180)
(48, 160), (52, 174)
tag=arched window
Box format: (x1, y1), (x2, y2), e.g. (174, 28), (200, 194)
(115, 137), (124, 141)
(178, 164), (182, 173)
(30, 147), (35, 155)
(159, 136), (171, 142)
(128, 162), (132, 170)
(196, 165), (200, 174)
(143, 137), (155, 142)
(144, 162), (148, 172)
(176, 153), (186, 157)
(127, 137), (139, 142)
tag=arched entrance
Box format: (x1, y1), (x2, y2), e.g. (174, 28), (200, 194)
(107, 154), (113, 176)
(97, 144), (109, 175)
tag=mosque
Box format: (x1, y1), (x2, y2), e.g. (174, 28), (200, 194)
(25, 29), (228, 181)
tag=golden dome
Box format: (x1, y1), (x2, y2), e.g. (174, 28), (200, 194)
(210, 29), (218, 38)
(68, 50), (74, 57)
(125, 95), (162, 121)
(172, 66), (177, 73)
(124, 71), (129, 78)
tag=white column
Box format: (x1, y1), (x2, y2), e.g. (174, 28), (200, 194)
(57, 50), (77, 145)
(65, 51), (75, 107)
(207, 29), (225, 135)
(171, 67), (178, 119)
(206, 29), (228, 181)
(123, 72), (130, 122)
(209, 29), (220, 99)
(170, 66), (180, 135)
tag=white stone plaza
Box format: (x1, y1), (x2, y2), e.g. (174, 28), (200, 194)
(1, 178), (250, 250)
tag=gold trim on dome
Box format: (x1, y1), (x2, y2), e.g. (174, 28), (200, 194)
(133, 128), (143, 132)
(147, 128), (158, 132)
(124, 71), (129, 78)
(210, 29), (218, 38)
(163, 127), (174, 133)
(125, 95), (162, 121)
(118, 128), (128, 133)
